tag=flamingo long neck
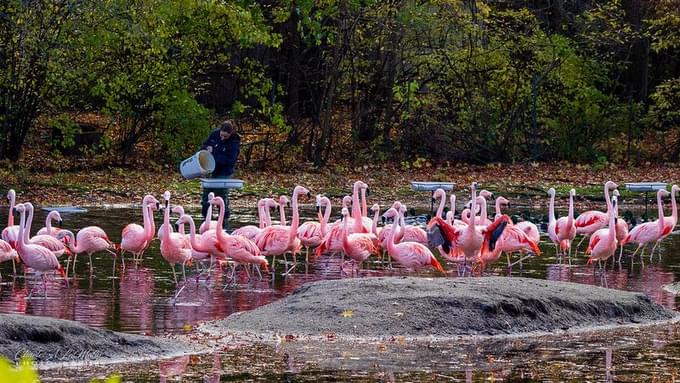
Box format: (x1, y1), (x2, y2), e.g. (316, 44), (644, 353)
(548, 192), (556, 225)
(16, 207), (26, 252)
(450, 195), (456, 217)
(279, 201), (287, 226)
(65, 231), (81, 254)
(672, 188), (678, 224)
(436, 192), (445, 219)
(214, 199), (227, 245)
(24, 203), (34, 242)
(351, 183), (361, 220)
(142, 201), (152, 241)
(604, 183), (612, 214)
(289, 189), (302, 245)
(7, 192), (14, 227)
(361, 188), (368, 217)
(387, 211), (399, 255)
(320, 201), (331, 237)
(265, 204), (273, 227)
(467, 186), (477, 236)
(477, 197), (487, 222)
(608, 200), (616, 241)
(495, 198), (503, 220)
(657, 191), (666, 233)
(186, 216), (205, 252)
(257, 202), (265, 229)
(162, 200), (172, 240)
(205, 204), (213, 229)
(175, 207), (186, 234)
(341, 213), (351, 250)
(371, 208), (379, 236)
(45, 212), (53, 233)
(147, 205), (156, 241)
(567, 193), (574, 227)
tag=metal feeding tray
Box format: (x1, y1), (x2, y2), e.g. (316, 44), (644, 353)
(41, 207), (88, 214)
(410, 181), (455, 192)
(200, 178), (244, 189)
(624, 182), (667, 193)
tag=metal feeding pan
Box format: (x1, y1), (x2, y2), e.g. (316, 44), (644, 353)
(200, 178), (245, 190)
(624, 182), (667, 193)
(410, 181), (455, 192)
(41, 207), (88, 214)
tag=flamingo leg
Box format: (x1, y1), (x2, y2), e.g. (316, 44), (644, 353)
(650, 241), (660, 262)
(72, 254), (78, 277)
(88, 253), (94, 274)
(575, 235), (587, 253)
(11, 259), (16, 275)
(617, 245), (624, 263)
(171, 263), (178, 286)
(112, 255), (116, 279)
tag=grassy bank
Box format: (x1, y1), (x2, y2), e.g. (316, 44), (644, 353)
(1, 162), (677, 210)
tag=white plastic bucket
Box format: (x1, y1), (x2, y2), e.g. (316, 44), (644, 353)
(179, 150), (215, 179)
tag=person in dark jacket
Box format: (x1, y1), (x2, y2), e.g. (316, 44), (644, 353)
(200, 120), (240, 230)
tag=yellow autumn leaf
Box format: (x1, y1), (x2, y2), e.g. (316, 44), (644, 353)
(341, 309), (353, 318)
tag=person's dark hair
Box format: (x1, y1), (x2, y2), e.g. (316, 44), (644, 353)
(220, 120), (235, 133)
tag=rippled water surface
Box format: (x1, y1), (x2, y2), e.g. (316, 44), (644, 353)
(2, 202), (680, 381)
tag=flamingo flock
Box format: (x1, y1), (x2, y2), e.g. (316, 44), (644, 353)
(1, 180), (678, 293)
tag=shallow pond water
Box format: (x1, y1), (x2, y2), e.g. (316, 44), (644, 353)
(1, 202), (680, 381)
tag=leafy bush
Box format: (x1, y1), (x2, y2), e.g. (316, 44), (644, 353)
(0, 355), (120, 383)
(156, 90), (211, 162)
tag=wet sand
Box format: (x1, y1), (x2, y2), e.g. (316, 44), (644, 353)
(201, 276), (677, 339)
(0, 314), (198, 364)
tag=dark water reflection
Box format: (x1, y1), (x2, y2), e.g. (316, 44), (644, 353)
(2, 205), (680, 381)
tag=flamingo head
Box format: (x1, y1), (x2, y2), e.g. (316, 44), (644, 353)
(293, 185), (311, 199)
(673, 184), (680, 195)
(605, 181), (618, 191)
(341, 195), (352, 209)
(382, 207), (399, 220)
(659, 189), (671, 199)
(171, 205), (184, 216)
(162, 191), (171, 207)
(209, 196), (224, 208)
(264, 198), (278, 210)
(208, 192), (215, 201)
(340, 207), (350, 220)
(370, 204), (380, 214)
(547, 188), (556, 197)
(7, 189), (15, 204)
(177, 214), (192, 227)
(479, 189), (493, 200)
(315, 195), (322, 212)
(13, 203), (25, 214)
(613, 189), (620, 197)
(433, 188), (445, 202)
(279, 195), (290, 208)
(612, 196), (618, 215)
(569, 189), (576, 197)
(496, 196), (510, 208)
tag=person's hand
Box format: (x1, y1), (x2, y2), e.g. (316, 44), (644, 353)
(206, 146), (213, 153)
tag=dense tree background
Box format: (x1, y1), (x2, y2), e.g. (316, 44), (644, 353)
(1, 0), (678, 168)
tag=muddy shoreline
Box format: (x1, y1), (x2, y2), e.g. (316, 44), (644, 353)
(201, 277), (677, 339)
(0, 314), (200, 364)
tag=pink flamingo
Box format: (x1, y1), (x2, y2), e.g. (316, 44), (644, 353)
(546, 188), (560, 254)
(585, 194), (619, 267)
(427, 183), (509, 270)
(515, 221), (540, 244)
(432, 188), (447, 220)
(660, 184), (679, 241)
(369, 203), (382, 238)
(493, 196), (541, 267)
(611, 190), (629, 261)
(556, 188), (577, 256)
(383, 207), (444, 273)
(121, 195), (160, 262)
(2, 189), (19, 248)
(199, 192), (218, 234)
(297, 195), (325, 262)
(14, 203), (67, 295)
(278, 195), (290, 225)
(233, 198), (278, 241)
(395, 203), (428, 245)
(315, 195), (354, 257)
(621, 189), (671, 261)
(158, 191), (193, 285)
(351, 181), (372, 233)
(0, 239), (19, 277)
(340, 207), (379, 274)
(36, 210), (64, 236)
(254, 186), (309, 275)
(574, 181), (618, 253)
(57, 225), (118, 276)
(23, 203), (69, 258)
(209, 197), (268, 280)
